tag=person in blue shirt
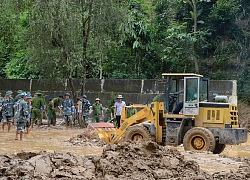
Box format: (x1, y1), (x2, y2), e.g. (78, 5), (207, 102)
(60, 92), (74, 129)
(1, 91), (15, 132)
(15, 92), (29, 140)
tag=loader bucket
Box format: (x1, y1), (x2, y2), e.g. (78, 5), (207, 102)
(86, 122), (117, 143)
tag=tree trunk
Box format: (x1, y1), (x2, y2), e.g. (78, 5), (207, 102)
(81, 0), (94, 95)
(69, 77), (76, 103)
(192, 0), (199, 73)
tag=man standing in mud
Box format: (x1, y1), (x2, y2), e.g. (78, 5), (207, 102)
(60, 92), (74, 129)
(31, 91), (45, 127)
(1, 91), (15, 132)
(81, 95), (91, 127)
(48, 95), (63, 126)
(15, 92), (29, 140)
(14, 90), (23, 102)
(90, 98), (104, 123)
(25, 94), (32, 134)
(114, 95), (126, 128)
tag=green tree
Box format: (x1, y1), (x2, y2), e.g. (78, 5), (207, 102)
(0, 0), (31, 78)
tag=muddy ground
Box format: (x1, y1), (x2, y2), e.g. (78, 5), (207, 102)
(0, 124), (249, 180)
(0, 140), (249, 179)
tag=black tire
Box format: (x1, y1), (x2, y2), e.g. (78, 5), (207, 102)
(183, 127), (215, 152)
(124, 125), (151, 142)
(213, 142), (226, 154)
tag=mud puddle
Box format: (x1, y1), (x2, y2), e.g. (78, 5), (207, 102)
(0, 124), (103, 156)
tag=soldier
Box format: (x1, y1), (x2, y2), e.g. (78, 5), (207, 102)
(14, 90), (23, 102)
(25, 94), (32, 134)
(15, 92), (29, 140)
(47, 95), (63, 126)
(31, 90), (45, 127)
(81, 95), (91, 127)
(90, 98), (104, 123)
(1, 91), (15, 132)
(59, 92), (74, 129)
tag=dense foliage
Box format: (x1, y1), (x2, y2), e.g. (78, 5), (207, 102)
(0, 0), (250, 101)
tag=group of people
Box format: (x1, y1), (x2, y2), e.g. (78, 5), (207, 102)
(0, 90), (33, 140)
(76, 94), (135, 128)
(0, 89), (137, 140)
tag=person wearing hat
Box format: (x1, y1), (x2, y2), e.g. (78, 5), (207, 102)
(25, 94), (32, 134)
(1, 90), (15, 132)
(14, 90), (23, 102)
(81, 95), (91, 127)
(89, 98), (104, 123)
(59, 92), (74, 129)
(126, 102), (137, 118)
(47, 95), (63, 126)
(15, 92), (29, 140)
(114, 94), (126, 128)
(31, 90), (45, 127)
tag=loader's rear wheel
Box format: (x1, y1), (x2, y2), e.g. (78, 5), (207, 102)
(183, 127), (215, 152)
(124, 125), (151, 142)
(213, 142), (226, 154)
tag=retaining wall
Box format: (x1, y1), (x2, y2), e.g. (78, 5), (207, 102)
(0, 79), (237, 106)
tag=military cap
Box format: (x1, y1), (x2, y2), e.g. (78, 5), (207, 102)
(82, 95), (87, 99)
(27, 94), (32, 99)
(35, 90), (42, 95)
(5, 90), (13, 96)
(95, 98), (101, 101)
(64, 92), (71, 96)
(20, 92), (27, 98)
(17, 90), (23, 94)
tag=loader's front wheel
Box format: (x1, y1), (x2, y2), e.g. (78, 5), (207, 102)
(183, 127), (215, 152)
(124, 125), (151, 142)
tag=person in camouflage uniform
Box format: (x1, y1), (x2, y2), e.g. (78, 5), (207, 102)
(60, 92), (74, 129)
(81, 95), (91, 127)
(15, 92), (29, 140)
(1, 91), (15, 132)
(90, 98), (104, 123)
(14, 90), (23, 102)
(31, 91), (45, 127)
(25, 94), (32, 134)
(47, 95), (63, 126)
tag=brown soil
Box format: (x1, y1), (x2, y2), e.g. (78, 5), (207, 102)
(68, 133), (106, 147)
(0, 141), (250, 180)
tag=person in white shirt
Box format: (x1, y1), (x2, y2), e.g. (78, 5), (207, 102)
(114, 95), (126, 128)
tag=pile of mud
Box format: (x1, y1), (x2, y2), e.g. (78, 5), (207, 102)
(68, 133), (106, 147)
(0, 141), (249, 179)
(95, 142), (211, 179)
(215, 155), (250, 179)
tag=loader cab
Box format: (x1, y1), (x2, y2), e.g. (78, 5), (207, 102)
(162, 73), (209, 117)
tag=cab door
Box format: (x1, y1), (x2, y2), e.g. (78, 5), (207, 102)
(183, 77), (200, 115)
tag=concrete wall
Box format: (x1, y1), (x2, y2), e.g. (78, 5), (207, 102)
(0, 79), (236, 106)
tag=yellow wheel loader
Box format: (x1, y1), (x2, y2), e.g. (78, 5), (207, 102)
(87, 73), (248, 154)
